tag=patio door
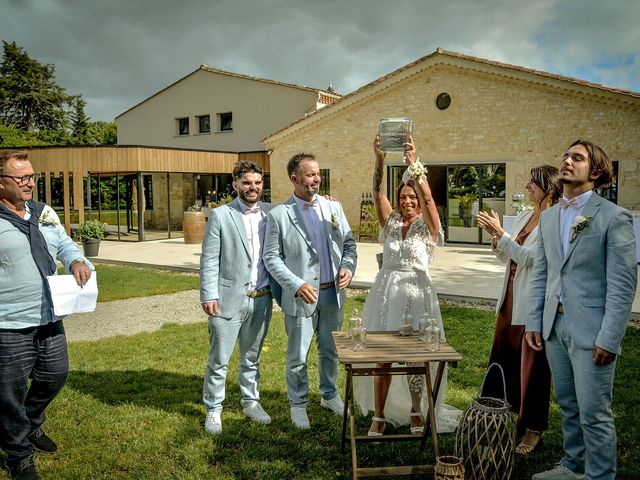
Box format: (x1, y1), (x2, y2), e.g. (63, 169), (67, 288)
(446, 164), (505, 243)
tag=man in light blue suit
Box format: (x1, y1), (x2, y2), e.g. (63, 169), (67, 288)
(263, 153), (357, 429)
(527, 140), (637, 480)
(200, 161), (276, 434)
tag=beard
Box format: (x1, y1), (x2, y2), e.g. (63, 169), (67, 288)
(237, 189), (260, 205)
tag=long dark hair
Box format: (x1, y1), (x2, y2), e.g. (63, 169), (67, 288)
(530, 165), (562, 206)
(569, 139), (613, 188)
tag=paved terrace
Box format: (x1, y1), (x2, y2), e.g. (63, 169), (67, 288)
(90, 239), (640, 319)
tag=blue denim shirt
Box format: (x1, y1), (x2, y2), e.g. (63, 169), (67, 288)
(0, 205), (94, 329)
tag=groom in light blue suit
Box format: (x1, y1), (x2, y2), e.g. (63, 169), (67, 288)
(264, 152), (357, 429)
(527, 140), (637, 480)
(200, 161), (277, 435)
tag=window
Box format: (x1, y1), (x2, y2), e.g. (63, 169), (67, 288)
(319, 169), (330, 195)
(219, 112), (233, 131)
(177, 117), (189, 135)
(198, 115), (211, 134)
(436, 92), (451, 110)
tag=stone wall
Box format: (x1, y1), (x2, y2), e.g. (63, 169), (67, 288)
(266, 63), (640, 228)
(144, 173), (194, 230)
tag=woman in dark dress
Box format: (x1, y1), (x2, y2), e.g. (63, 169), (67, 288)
(477, 165), (562, 454)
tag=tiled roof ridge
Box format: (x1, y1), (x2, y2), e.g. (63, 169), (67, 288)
(199, 64), (341, 96)
(436, 48), (640, 98)
(263, 48), (639, 142)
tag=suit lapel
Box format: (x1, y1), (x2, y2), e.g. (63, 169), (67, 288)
(562, 194), (601, 266)
(538, 204), (564, 264)
(318, 196), (335, 240)
(285, 196), (314, 248)
(228, 200), (251, 257)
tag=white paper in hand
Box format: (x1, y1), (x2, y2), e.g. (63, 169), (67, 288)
(46, 273), (98, 316)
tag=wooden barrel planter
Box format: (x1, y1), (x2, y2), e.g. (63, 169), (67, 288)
(182, 211), (206, 244)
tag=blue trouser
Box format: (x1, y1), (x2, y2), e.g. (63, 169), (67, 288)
(203, 294), (272, 413)
(0, 321), (69, 462)
(284, 287), (343, 407)
(546, 313), (617, 480)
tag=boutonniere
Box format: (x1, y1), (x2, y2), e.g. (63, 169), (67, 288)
(570, 215), (592, 243)
(39, 209), (59, 227)
(330, 213), (340, 230)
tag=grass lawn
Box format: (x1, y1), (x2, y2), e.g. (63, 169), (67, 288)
(2, 268), (638, 479)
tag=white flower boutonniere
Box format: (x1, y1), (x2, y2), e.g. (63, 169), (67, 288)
(570, 215), (592, 243)
(331, 213), (340, 230)
(39, 209), (59, 227)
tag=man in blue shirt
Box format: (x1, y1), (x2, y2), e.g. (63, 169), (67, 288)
(0, 150), (93, 480)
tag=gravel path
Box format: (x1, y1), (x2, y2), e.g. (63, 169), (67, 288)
(63, 290), (639, 343)
(64, 290), (206, 342)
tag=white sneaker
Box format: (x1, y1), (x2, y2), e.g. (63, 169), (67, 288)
(532, 463), (585, 480)
(320, 396), (344, 416)
(290, 406), (311, 429)
(242, 402), (271, 424)
(204, 411), (222, 434)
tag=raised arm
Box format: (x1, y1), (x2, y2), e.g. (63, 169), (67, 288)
(403, 138), (440, 238)
(373, 135), (393, 227)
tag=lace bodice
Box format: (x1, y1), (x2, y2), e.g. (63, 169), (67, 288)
(380, 212), (440, 271)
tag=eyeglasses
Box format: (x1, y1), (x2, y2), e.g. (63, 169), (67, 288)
(0, 174), (37, 186)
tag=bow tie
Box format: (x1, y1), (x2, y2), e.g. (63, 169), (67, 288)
(303, 200), (317, 210)
(559, 197), (579, 209)
(244, 207), (261, 215)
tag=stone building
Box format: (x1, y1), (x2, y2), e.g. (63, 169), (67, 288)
(263, 49), (640, 244)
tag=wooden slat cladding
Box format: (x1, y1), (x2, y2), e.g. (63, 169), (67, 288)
(26, 146), (269, 175)
(22, 146), (270, 236)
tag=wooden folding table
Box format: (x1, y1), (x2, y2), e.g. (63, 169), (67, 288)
(332, 331), (462, 479)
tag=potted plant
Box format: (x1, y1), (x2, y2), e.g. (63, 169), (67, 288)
(74, 219), (107, 257)
(455, 193), (478, 227)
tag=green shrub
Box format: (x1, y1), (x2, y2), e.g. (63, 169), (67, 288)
(73, 219), (107, 241)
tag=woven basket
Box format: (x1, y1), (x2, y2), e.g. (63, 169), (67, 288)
(455, 363), (517, 480)
(434, 455), (465, 480)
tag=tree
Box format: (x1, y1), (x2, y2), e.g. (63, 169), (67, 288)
(70, 95), (90, 143)
(88, 121), (117, 145)
(0, 41), (71, 133)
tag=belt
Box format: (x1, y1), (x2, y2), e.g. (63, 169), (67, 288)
(247, 286), (271, 298)
(319, 281), (335, 290)
(557, 303), (564, 314)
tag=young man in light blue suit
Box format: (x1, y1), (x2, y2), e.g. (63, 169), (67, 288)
(200, 161), (277, 434)
(263, 153), (357, 429)
(526, 140), (637, 480)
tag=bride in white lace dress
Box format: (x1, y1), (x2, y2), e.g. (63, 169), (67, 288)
(354, 135), (462, 435)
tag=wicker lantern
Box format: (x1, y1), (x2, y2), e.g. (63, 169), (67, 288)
(455, 363), (517, 480)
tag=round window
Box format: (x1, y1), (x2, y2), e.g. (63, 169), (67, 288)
(436, 92), (451, 110)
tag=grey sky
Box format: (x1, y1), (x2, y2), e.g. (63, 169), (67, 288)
(1, 0), (638, 122)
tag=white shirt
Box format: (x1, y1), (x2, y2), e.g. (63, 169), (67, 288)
(293, 195), (334, 284)
(559, 190), (592, 306)
(238, 200), (269, 290)
(559, 190), (593, 256)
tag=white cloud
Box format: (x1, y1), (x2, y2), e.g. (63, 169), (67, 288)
(0, 0), (637, 121)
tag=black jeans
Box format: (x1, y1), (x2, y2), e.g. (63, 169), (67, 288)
(0, 321), (68, 461)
